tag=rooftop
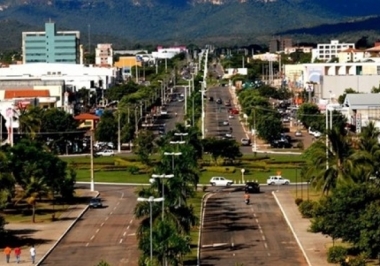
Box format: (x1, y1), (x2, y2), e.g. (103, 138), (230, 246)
(343, 93), (380, 109)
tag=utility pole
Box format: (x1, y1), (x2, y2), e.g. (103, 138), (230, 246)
(90, 133), (94, 191)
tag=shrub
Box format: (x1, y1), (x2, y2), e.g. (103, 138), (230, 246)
(327, 246), (348, 264)
(127, 166), (140, 175)
(298, 200), (316, 218)
(295, 198), (303, 206)
(204, 166), (236, 173)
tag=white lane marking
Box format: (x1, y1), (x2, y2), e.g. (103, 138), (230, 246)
(264, 243), (268, 249)
(262, 236), (266, 241)
(127, 225), (130, 230)
(260, 229), (263, 235)
(120, 192), (124, 199)
(128, 233), (135, 236)
(250, 206), (269, 251)
(119, 239), (123, 244)
(110, 212), (113, 215)
(113, 206), (117, 210)
(90, 235), (95, 240)
(129, 219), (133, 224)
(100, 222), (104, 227)
(202, 243), (229, 248)
(123, 232), (127, 237)
(105, 216), (109, 221)
(85, 243), (89, 247)
(117, 202), (120, 205)
(255, 219), (259, 223)
(96, 229), (100, 234)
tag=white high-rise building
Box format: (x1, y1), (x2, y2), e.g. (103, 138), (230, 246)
(95, 44), (113, 66)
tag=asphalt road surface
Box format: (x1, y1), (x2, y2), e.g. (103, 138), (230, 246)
(200, 188), (307, 266)
(153, 86), (186, 134)
(41, 185), (140, 266)
(205, 86), (252, 153)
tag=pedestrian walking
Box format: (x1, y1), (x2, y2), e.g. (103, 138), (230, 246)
(30, 245), (36, 264)
(14, 247), (21, 263)
(4, 246), (11, 263)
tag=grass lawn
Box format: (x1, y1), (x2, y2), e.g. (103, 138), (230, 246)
(184, 191), (205, 265)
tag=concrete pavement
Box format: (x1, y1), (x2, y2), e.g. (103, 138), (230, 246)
(273, 190), (333, 266)
(3, 189), (98, 265)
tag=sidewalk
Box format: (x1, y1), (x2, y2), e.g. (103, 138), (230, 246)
(273, 190), (334, 266)
(3, 189), (98, 265)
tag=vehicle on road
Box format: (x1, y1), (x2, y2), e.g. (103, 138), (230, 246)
(229, 108), (239, 115)
(241, 138), (251, 146)
(216, 98), (222, 104)
(245, 181), (260, 193)
(96, 149), (115, 156)
(295, 130), (302, 137)
(222, 120), (229, 126)
(224, 100), (231, 106)
(225, 133), (233, 138)
(267, 176), (290, 185)
(208, 96), (214, 102)
(270, 139), (292, 148)
(210, 176), (234, 186)
(160, 107), (168, 115)
(308, 127), (321, 138)
(89, 197), (102, 208)
(228, 114), (234, 119)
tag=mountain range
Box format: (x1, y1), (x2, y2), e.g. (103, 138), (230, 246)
(0, 0), (379, 50)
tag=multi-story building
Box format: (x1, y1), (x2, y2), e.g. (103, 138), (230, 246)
(337, 48), (365, 63)
(22, 21), (82, 64)
(284, 46), (313, 55)
(311, 40), (355, 62)
(269, 37), (292, 53)
(95, 44), (113, 66)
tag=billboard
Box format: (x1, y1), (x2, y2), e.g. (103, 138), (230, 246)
(225, 68), (248, 76)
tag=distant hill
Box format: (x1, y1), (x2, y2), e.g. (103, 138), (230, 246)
(0, 0), (379, 50)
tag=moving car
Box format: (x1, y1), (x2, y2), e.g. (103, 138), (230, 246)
(245, 182), (260, 193)
(89, 197), (102, 208)
(267, 176), (290, 185)
(210, 176), (234, 186)
(96, 149), (115, 156)
(241, 138), (251, 146)
(222, 120), (229, 126)
(225, 133), (233, 138)
(295, 130), (302, 137)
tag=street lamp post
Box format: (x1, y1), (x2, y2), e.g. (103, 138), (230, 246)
(137, 196), (164, 263)
(151, 174), (174, 219)
(90, 132), (95, 191)
(117, 111), (121, 153)
(163, 152), (182, 171)
(200, 82), (206, 139)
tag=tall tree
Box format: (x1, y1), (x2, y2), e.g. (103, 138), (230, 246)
(95, 110), (117, 144)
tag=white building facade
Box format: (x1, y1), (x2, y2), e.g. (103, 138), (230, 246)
(95, 44), (113, 66)
(311, 40), (355, 62)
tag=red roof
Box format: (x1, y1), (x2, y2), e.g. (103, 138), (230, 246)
(4, 90), (50, 99)
(74, 113), (100, 120)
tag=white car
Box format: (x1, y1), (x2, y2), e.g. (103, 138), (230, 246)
(210, 177), (234, 186)
(96, 149), (115, 157)
(295, 130), (302, 137)
(222, 120), (229, 126)
(308, 127), (321, 138)
(266, 176), (290, 185)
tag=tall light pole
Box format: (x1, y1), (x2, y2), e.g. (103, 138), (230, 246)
(151, 174), (174, 219)
(117, 111), (121, 153)
(163, 152), (182, 171)
(200, 82), (206, 139)
(326, 106), (333, 169)
(253, 107), (257, 152)
(137, 196), (164, 263)
(90, 131), (95, 191)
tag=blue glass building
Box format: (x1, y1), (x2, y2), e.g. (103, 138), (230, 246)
(22, 22), (81, 64)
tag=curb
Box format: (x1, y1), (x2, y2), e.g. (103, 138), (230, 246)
(36, 191), (100, 265)
(197, 192), (212, 266)
(272, 191), (312, 266)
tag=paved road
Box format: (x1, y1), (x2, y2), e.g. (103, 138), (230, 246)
(200, 189), (307, 266)
(205, 86), (252, 153)
(41, 185), (140, 266)
(153, 86), (185, 133)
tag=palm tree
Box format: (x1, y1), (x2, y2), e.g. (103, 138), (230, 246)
(305, 128), (355, 195)
(22, 175), (49, 223)
(354, 121), (380, 182)
(17, 106), (43, 140)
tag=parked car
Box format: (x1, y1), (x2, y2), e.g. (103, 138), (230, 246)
(224, 100), (231, 107)
(241, 138), (251, 146)
(245, 182), (260, 193)
(308, 127), (321, 138)
(210, 177), (234, 186)
(267, 176), (290, 185)
(270, 140), (292, 148)
(96, 149), (115, 156)
(295, 130), (302, 137)
(208, 96), (214, 102)
(216, 98), (222, 104)
(89, 197), (102, 208)
(229, 108), (239, 115)
(222, 120), (229, 126)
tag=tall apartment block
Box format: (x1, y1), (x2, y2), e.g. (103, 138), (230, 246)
(95, 44), (113, 66)
(269, 37), (293, 53)
(22, 22), (82, 64)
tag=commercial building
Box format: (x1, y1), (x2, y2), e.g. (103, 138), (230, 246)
(22, 21), (82, 64)
(269, 37), (292, 53)
(311, 40), (355, 62)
